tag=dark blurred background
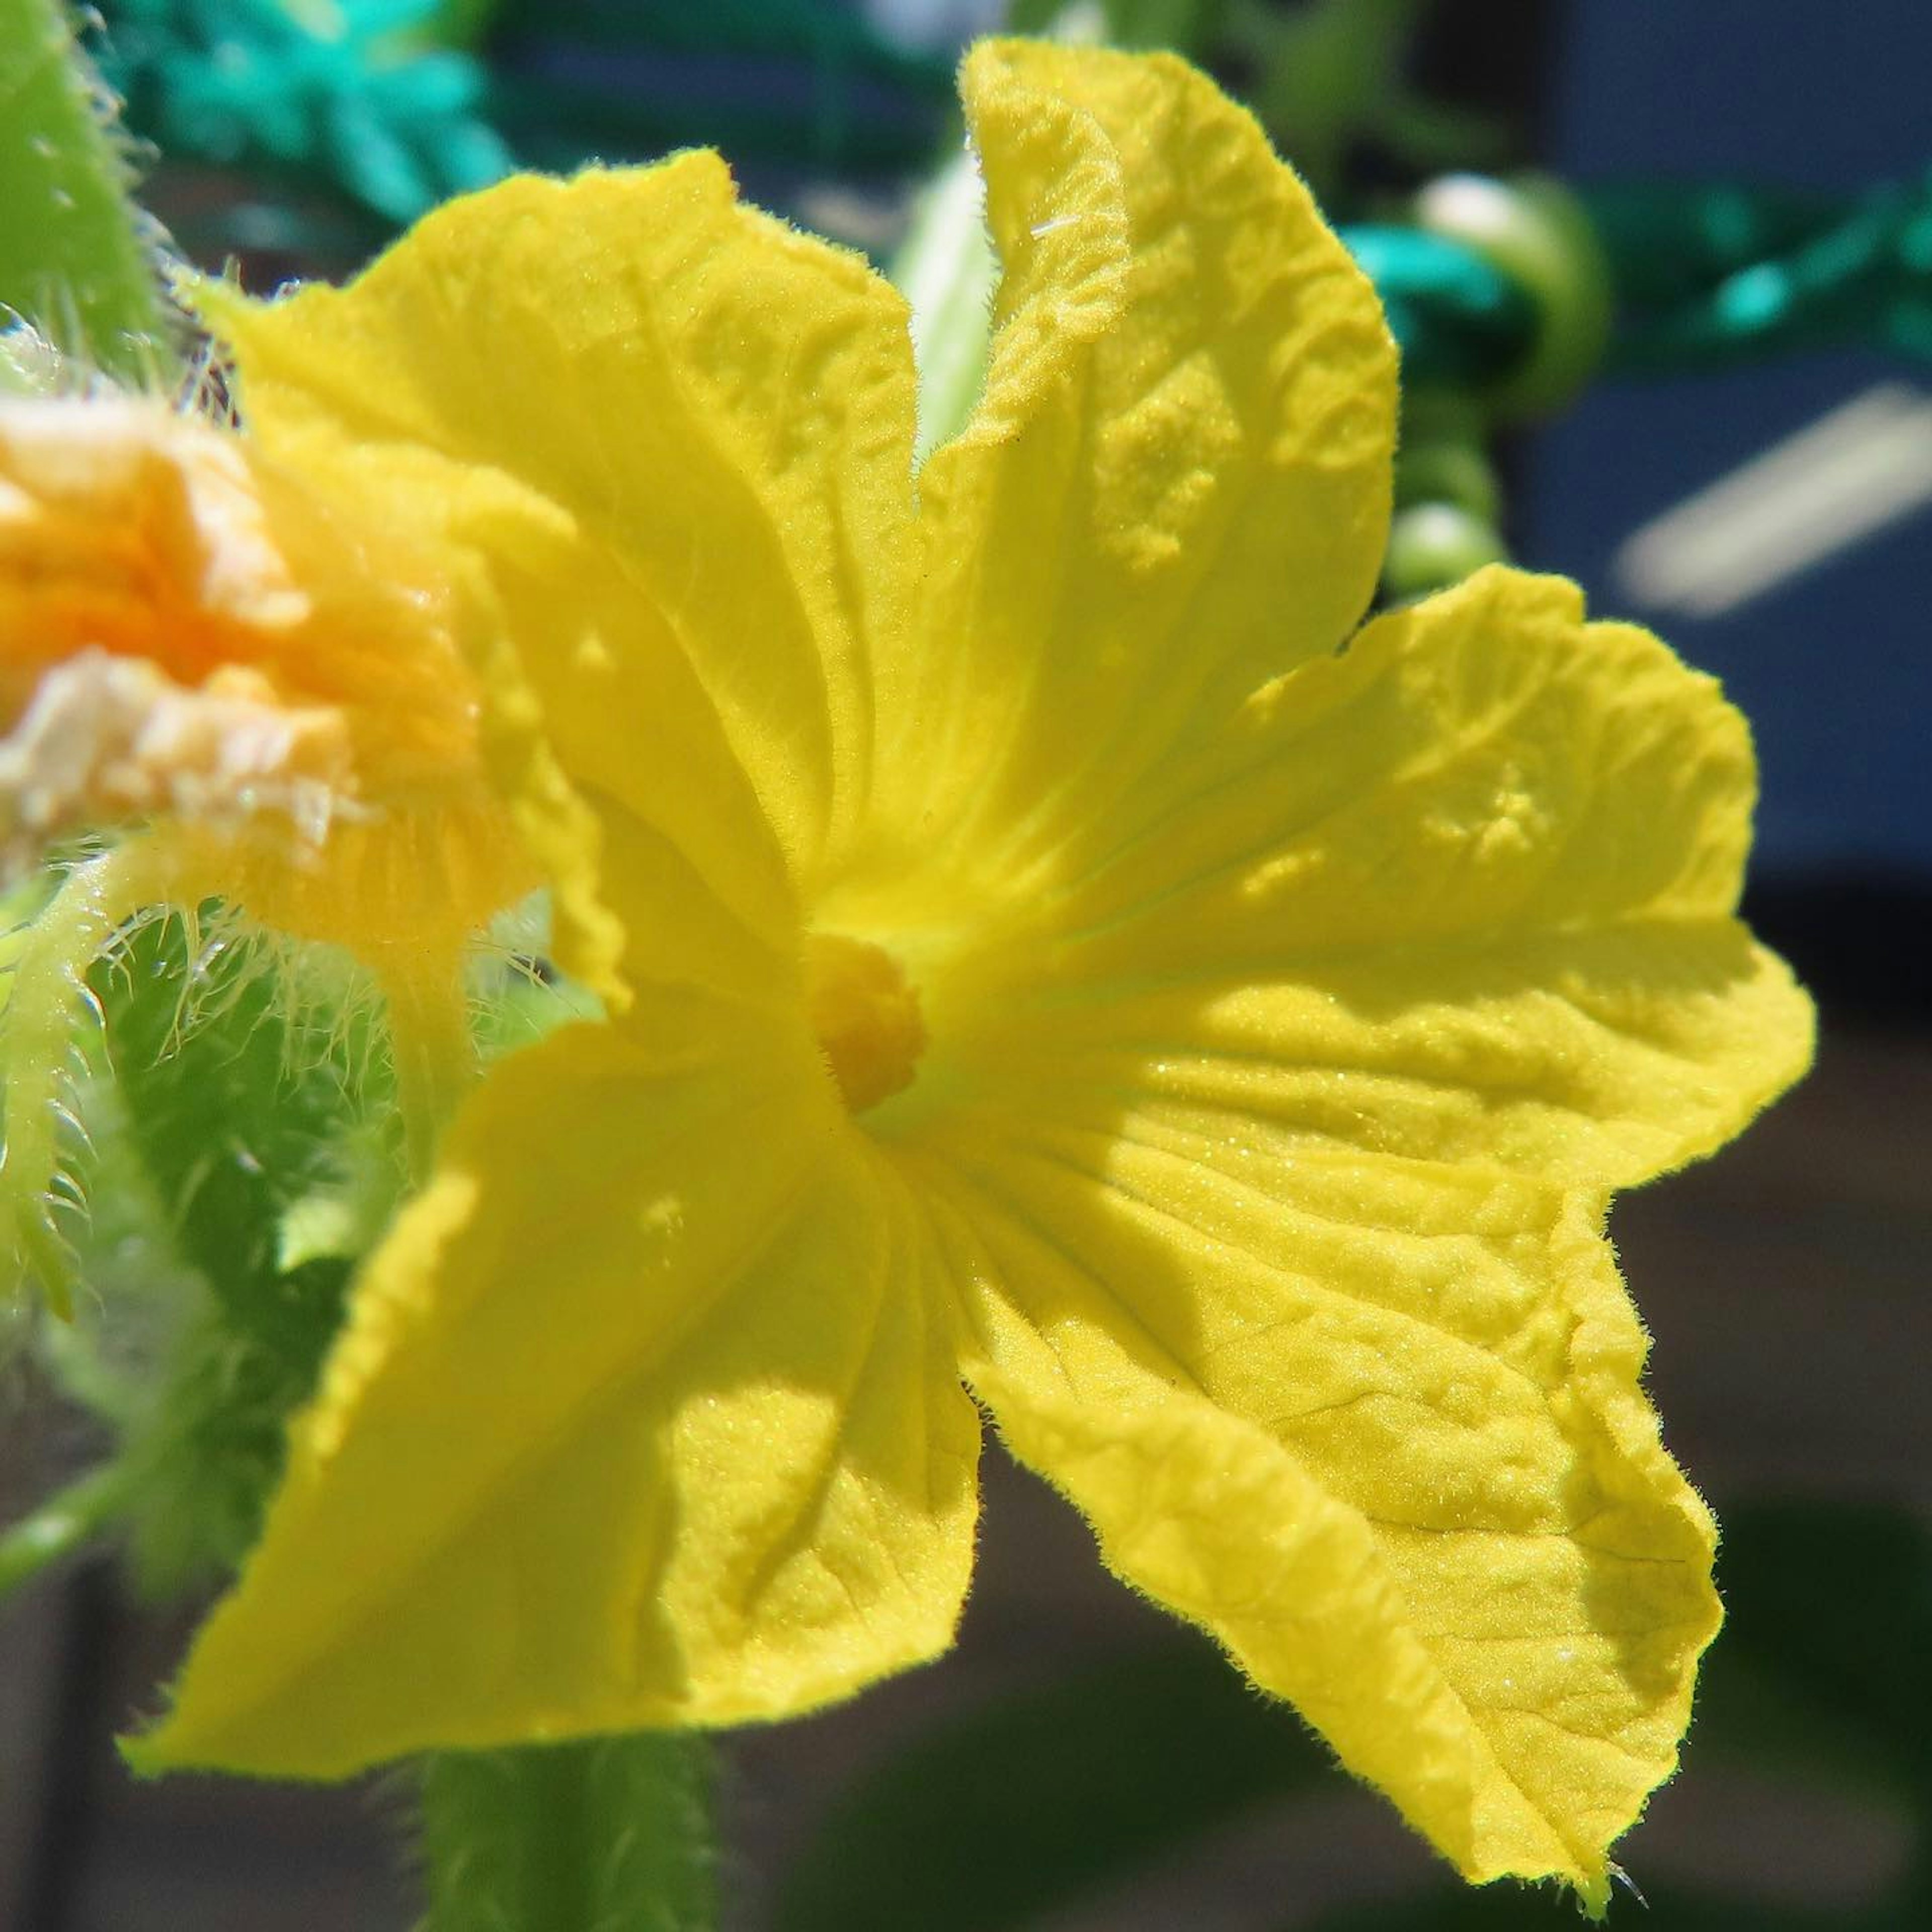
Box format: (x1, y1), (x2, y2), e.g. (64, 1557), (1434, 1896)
(4, 2), (1928, 1926)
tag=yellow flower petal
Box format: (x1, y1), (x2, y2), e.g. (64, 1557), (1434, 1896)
(201, 420), (800, 1010)
(862, 40), (1396, 891)
(953, 567), (1811, 1190)
(925, 1120), (1714, 1904)
(195, 149), (919, 886)
(132, 1012), (980, 1776)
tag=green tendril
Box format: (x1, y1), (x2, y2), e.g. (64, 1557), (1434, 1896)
(89, 910), (388, 1593)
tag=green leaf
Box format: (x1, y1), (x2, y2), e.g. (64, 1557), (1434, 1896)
(418, 1735), (718, 1932)
(776, 1630), (1331, 1932)
(0, 0), (179, 380)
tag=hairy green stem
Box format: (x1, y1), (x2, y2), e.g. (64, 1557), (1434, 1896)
(0, 0), (179, 380)
(419, 1735), (720, 1932)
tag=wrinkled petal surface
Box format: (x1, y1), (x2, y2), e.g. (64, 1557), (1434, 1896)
(863, 563), (1809, 1893)
(199, 150), (920, 918)
(922, 1120), (1713, 1904)
(857, 41), (1395, 900)
(133, 1012), (980, 1776)
(934, 568), (1811, 1193)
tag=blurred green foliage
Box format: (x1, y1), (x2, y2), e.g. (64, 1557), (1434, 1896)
(778, 1633), (1331, 1932)
(780, 1503), (1932, 1929)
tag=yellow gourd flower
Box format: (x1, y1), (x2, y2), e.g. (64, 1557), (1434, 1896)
(1, 387), (538, 1297)
(127, 42), (1811, 1905)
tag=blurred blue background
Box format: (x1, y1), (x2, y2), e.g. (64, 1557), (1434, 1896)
(1528, 0), (1931, 892)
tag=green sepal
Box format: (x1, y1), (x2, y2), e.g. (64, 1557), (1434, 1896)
(0, 0), (181, 382)
(56, 912), (395, 1593)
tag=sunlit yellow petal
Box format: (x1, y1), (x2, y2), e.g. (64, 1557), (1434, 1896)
(860, 39), (1396, 895)
(940, 567), (1810, 1190)
(923, 1119), (1714, 1903)
(194, 148), (918, 883)
(401, 446), (800, 1011)
(132, 1009), (980, 1776)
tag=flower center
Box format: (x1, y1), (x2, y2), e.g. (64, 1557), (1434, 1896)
(804, 931), (926, 1115)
